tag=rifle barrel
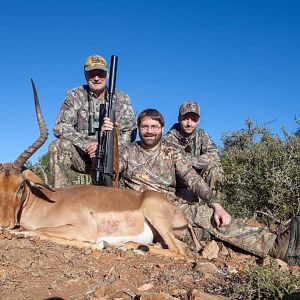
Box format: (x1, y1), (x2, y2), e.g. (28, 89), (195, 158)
(108, 55), (118, 96)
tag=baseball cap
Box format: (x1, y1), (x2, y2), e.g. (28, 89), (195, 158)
(84, 54), (108, 72)
(179, 101), (200, 116)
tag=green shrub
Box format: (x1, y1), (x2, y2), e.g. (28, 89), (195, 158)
(221, 119), (300, 226)
(230, 263), (300, 299)
(26, 152), (54, 187)
(26, 152), (91, 187)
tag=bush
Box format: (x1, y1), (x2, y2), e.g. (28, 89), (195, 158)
(230, 263), (300, 299)
(221, 119), (300, 226)
(26, 152), (54, 187)
(26, 152), (91, 187)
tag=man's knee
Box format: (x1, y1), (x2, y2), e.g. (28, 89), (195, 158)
(50, 139), (91, 176)
(203, 163), (223, 182)
(50, 139), (76, 162)
(202, 164), (223, 198)
(49, 140), (58, 158)
(48, 139), (78, 188)
(49, 139), (73, 155)
(48, 139), (74, 176)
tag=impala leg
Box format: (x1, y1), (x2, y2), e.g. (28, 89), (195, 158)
(8, 228), (99, 250)
(156, 228), (186, 256)
(187, 222), (202, 251)
(143, 214), (186, 256)
(35, 224), (96, 243)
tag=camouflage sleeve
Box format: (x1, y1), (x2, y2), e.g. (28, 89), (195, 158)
(190, 130), (221, 170)
(53, 90), (94, 149)
(189, 155), (220, 170)
(115, 92), (136, 145)
(173, 151), (219, 205)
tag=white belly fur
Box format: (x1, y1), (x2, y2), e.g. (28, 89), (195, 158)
(95, 221), (154, 246)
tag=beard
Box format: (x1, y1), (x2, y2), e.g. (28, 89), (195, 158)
(140, 132), (162, 149)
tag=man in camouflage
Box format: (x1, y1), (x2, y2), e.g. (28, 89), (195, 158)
(118, 109), (231, 227)
(49, 54), (136, 188)
(164, 101), (223, 202)
(162, 101), (299, 264)
(102, 108), (298, 264)
(163, 101), (223, 240)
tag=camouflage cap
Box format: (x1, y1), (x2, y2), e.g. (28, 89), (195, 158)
(179, 101), (200, 116)
(84, 54), (108, 72)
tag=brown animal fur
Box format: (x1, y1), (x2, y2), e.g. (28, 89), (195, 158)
(0, 167), (195, 256)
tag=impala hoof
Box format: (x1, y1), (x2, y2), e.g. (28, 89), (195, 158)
(96, 240), (110, 250)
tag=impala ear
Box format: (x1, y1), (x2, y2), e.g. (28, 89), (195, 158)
(22, 169), (54, 191)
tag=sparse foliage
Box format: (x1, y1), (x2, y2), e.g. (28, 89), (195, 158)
(26, 152), (53, 186)
(221, 119), (300, 226)
(26, 152), (91, 187)
(230, 263), (300, 299)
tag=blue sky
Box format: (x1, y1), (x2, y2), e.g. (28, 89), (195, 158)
(0, 0), (299, 163)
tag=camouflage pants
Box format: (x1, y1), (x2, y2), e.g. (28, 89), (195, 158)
(184, 164), (276, 257)
(49, 139), (92, 188)
(177, 200), (276, 257)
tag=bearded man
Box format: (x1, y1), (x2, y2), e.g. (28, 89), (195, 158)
(99, 108), (299, 265)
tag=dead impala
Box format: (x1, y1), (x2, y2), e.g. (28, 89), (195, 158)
(0, 81), (198, 256)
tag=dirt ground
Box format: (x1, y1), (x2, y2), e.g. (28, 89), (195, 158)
(0, 228), (299, 300)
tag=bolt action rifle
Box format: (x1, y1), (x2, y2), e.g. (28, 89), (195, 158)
(93, 55), (119, 187)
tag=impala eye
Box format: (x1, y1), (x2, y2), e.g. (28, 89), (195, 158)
(16, 182), (26, 197)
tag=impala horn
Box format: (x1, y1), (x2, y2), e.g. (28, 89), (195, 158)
(12, 79), (48, 173)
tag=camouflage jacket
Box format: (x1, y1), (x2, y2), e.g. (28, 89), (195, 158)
(164, 123), (221, 171)
(53, 85), (136, 149)
(119, 140), (217, 204)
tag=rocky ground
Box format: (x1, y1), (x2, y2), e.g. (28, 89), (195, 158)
(0, 229), (299, 300)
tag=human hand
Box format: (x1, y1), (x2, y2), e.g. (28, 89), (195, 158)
(85, 142), (98, 158)
(101, 117), (114, 131)
(211, 203), (232, 227)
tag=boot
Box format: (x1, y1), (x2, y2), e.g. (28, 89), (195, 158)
(285, 216), (300, 265)
(269, 216), (300, 265)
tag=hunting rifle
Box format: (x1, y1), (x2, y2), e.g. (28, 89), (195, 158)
(94, 55), (118, 187)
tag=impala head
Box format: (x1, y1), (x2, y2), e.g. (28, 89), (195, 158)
(0, 80), (48, 228)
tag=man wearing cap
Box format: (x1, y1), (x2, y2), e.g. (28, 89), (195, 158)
(49, 54), (136, 188)
(164, 101), (223, 202)
(117, 108), (231, 230)
(162, 101), (299, 263)
(164, 101), (227, 241)
(99, 108), (297, 263)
